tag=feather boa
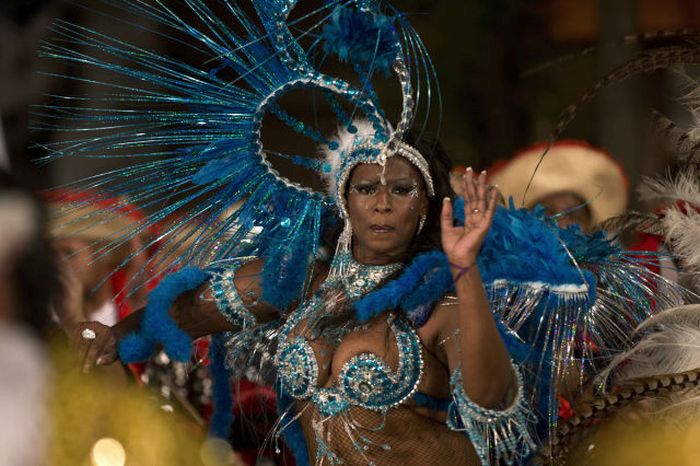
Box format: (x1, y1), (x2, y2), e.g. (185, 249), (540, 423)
(354, 250), (450, 322)
(413, 392), (451, 412)
(119, 267), (208, 362)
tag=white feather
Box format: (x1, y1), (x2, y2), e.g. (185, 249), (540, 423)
(636, 305), (700, 332)
(676, 72), (700, 147)
(597, 305), (700, 386)
(663, 206), (700, 275)
(638, 166), (700, 204)
(319, 120), (378, 196)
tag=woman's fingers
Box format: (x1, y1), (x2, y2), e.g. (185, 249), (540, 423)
(463, 168), (477, 223)
(463, 168), (491, 226)
(477, 170), (487, 214)
(84, 333), (116, 372)
(440, 197), (454, 232)
(69, 322), (117, 373)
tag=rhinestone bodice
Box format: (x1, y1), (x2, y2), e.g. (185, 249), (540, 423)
(275, 253), (424, 416)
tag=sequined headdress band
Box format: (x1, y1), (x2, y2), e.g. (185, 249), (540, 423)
(319, 119), (434, 274)
(322, 120), (435, 221)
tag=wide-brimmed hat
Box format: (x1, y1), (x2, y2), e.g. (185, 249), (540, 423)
(489, 140), (629, 225)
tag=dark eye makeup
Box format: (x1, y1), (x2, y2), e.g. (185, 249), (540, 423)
(349, 179), (419, 197)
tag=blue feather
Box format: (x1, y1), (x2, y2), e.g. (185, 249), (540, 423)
(413, 392), (451, 412)
(261, 216), (315, 310)
(321, 7), (399, 76)
(119, 267), (208, 363)
(355, 201), (605, 326)
(354, 251), (446, 322)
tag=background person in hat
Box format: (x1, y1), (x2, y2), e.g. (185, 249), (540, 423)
(488, 140), (629, 232)
(47, 189), (159, 330)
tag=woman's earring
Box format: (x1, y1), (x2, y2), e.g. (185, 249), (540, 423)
(417, 214), (426, 235)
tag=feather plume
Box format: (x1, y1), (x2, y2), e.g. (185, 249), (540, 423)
(636, 304), (700, 332)
(597, 305), (700, 385)
(319, 119), (377, 196)
(650, 108), (700, 159)
(321, 6), (399, 76)
(553, 46), (700, 141)
(598, 210), (665, 236)
(638, 166), (700, 204)
(663, 207), (700, 290)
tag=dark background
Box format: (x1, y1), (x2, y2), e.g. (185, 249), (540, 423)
(2, 0), (700, 201)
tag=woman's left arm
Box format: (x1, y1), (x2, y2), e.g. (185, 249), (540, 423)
(435, 169), (536, 465)
(439, 168), (513, 408)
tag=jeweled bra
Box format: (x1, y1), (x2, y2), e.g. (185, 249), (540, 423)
(275, 252), (424, 417)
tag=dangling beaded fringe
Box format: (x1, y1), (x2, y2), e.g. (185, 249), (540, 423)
(447, 365), (536, 466)
(330, 219), (354, 279)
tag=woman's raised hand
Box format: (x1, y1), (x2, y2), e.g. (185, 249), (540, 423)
(440, 168), (497, 271)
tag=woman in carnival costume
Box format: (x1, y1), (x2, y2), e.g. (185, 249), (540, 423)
(41, 1), (689, 464)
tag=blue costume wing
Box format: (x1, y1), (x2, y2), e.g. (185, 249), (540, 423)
(355, 198), (689, 443)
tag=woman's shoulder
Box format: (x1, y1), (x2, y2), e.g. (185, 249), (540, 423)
(414, 295), (459, 346)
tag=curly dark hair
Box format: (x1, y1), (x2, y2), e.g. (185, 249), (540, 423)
(402, 130), (455, 258)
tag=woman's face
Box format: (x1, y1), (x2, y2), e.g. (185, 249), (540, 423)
(346, 157), (428, 265)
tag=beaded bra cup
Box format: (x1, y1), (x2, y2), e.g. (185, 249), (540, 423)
(275, 253), (424, 416)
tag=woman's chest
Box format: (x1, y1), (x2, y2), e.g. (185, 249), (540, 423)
(277, 311), (450, 416)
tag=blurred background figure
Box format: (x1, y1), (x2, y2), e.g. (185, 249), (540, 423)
(47, 189), (157, 330)
(0, 169), (55, 466)
(489, 140), (629, 231)
(47, 191), (283, 465)
(0, 168), (238, 466)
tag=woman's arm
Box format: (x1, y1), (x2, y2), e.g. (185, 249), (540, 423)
(76, 258), (326, 371)
(439, 169), (513, 408)
(432, 170), (536, 465)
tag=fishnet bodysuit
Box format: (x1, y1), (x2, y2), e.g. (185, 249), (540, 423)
(291, 314), (480, 465)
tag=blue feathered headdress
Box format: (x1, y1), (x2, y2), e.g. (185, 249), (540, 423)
(39, 0), (438, 313)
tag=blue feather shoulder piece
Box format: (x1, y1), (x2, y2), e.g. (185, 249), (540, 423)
(357, 199), (608, 322)
(356, 198), (688, 438)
